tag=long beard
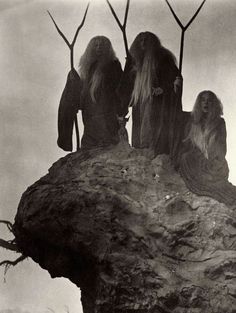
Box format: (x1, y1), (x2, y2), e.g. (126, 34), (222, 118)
(187, 124), (208, 158)
(186, 120), (218, 159)
(130, 52), (157, 107)
(89, 64), (104, 103)
(80, 53), (113, 103)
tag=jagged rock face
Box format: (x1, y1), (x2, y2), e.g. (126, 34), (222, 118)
(14, 143), (236, 313)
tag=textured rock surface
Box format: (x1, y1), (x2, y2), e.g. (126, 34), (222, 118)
(14, 143), (236, 313)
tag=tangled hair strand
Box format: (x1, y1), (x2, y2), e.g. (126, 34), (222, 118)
(79, 36), (117, 102)
(186, 90), (223, 158)
(129, 31), (176, 107)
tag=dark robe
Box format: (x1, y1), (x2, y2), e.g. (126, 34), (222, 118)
(119, 50), (182, 158)
(57, 69), (81, 151)
(179, 117), (236, 206)
(80, 59), (123, 148)
(57, 60), (123, 150)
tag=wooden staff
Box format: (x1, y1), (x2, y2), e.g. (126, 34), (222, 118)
(47, 3), (89, 151)
(106, 0), (130, 58)
(165, 0), (206, 74)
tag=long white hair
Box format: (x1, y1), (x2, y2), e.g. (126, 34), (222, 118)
(129, 31), (176, 107)
(186, 90), (223, 157)
(79, 36), (117, 102)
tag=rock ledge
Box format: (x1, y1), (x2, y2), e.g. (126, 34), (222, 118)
(14, 144), (236, 313)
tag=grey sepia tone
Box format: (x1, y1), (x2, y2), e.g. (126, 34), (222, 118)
(1, 0), (236, 312)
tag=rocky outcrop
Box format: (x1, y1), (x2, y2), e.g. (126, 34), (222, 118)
(13, 143), (236, 313)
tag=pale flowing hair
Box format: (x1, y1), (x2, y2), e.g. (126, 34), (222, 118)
(186, 90), (223, 158)
(129, 31), (176, 107)
(79, 36), (117, 102)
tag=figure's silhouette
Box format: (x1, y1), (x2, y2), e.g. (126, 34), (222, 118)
(179, 90), (236, 206)
(58, 36), (124, 150)
(119, 32), (182, 157)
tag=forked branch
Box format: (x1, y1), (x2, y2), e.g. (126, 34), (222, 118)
(106, 0), (130, 57)
(0, 219), (26, 277)
(165, 0), (206, 31)
(47, 3), (89, 70)
(47, 4), (89, 151)
(185, 0), (206, 29)
(47, 11), (70, 47)
(165, 0), (206, 73)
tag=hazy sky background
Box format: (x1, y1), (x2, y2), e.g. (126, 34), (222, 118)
(0, 0), (236, 312)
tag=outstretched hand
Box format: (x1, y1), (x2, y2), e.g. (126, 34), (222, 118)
(152, 87), (163, 96)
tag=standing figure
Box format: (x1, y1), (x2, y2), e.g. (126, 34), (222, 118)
(119, 31), (182, 157)
(57, 36), (123, 151)
(179, 90), (236, 206)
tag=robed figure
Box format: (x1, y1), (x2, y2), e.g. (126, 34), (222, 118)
(178, 90), (236, 206)
(57, 36), (123, 151)
(119, 31), (182, 157)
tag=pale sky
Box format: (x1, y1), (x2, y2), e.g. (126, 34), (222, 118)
(0, 0), (236, 312)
